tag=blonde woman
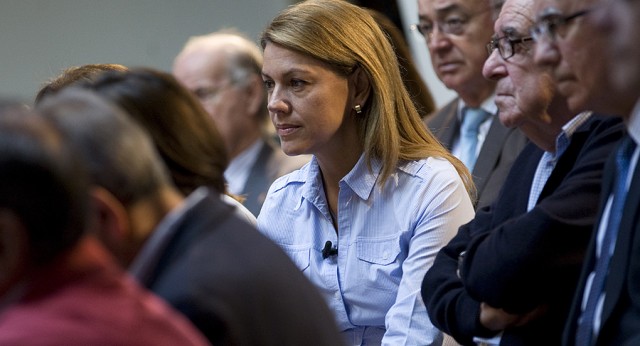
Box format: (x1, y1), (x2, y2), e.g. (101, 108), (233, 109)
(257, 1), (475, 344)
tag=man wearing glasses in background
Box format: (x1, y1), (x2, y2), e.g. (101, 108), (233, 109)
(173, 31), (309, 216)
(416, 0), (527, 210)
(421, 0), (623, 343)
(530, 0), (640, 344)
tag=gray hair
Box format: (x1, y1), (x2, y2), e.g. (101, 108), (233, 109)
(178, 29), (267, 120)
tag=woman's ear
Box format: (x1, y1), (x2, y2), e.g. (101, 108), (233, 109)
(351, 66), (371, 111)
(245, 74), (268, 118)
(89, 187), (130, 262)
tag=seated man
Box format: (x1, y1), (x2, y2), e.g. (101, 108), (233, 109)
(531, 0), (640, 342)
(173, 30), (310, 215)
(417, 0), (528, 209)
(36, 88), (343, 346)
(0, 105), (207, 345)
(421, 0), (624, 344)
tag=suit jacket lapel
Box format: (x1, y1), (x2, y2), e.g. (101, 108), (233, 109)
(602, 155), (640, 322)
(243, 141), (273, 215)
(426, 98), (460, 151)
(563, 153), (616, 344)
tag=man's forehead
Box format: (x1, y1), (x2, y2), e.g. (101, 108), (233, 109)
(498, 0), (535, 29)
(420, 0), (487, 15)
(534, 0), (591, 14)
(531, 0), (556, 13)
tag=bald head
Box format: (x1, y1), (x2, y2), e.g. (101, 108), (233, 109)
(172, 30), (268, 159)
(174, 32), (262, 85)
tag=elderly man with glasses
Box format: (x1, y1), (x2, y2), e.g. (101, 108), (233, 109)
(530, 0), (640, 344)
(531, 0), (635, 116)
(421, 0), (624, 344)
(416, 0), (527, 210)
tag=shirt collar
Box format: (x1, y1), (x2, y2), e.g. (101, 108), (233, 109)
(627, 99), (640, 145)
(457, 93), (498, 121)
(553, 111), (592, 159)
(301, 154), (381, 206)
(224, 139), (263, 193)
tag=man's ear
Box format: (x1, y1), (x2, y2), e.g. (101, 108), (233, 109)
(89, 187), (129, 261)
(351, 66), (371, 111)
(0, 209), (29, 296)
(244, 74), (267, 118)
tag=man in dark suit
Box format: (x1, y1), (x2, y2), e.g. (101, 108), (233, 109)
(531, 0), (640, 343)
(417, 0), (527, 209)
(421, 0), (625, 344)
(37, 89), (343, 346)
(173, 30), (309, 216)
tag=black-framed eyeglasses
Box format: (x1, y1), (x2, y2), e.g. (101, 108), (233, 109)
(486, 36), (534, 60)
(530, 7), (592, 42)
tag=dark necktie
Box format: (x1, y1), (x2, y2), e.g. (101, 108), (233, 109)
(459, 107), (490, 170)
(575, 136), (637, 345)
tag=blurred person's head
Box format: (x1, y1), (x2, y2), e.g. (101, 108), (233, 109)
(417, 0), (496, 107)
(173, 30), (267, 159)
(0, 104), (89, 297)
(79, 68), (228, 196)
(38, 89), (181, 266)
(483, 0), (572, 152)
(35, 64), (128, 105)
(605, 0), (640, 113)
(530, 0), (634, 115)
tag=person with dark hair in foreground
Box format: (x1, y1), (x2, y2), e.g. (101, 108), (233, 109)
(37, 88), (343, 346)
(34, 63), (128, 104)
(0, 104), (208, 346)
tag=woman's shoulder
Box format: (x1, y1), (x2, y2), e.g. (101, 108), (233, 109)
(398, 156), (460, 182)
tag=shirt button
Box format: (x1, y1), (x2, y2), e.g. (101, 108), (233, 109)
(383, 251), (389, 260)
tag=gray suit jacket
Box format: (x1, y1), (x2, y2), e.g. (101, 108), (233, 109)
(242, 138), (309, 216)
(425, 98), (527, 209)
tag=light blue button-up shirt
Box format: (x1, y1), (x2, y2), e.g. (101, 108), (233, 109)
(257, 154), (474, 345)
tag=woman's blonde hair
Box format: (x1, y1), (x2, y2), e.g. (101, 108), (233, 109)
(260, 0), (474, 197)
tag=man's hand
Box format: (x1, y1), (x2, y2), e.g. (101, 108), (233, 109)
(479, 302), (548, 331)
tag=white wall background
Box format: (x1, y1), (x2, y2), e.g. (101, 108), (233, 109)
(397, 0), (456, 109)
(0, 0), (293, 103)
(0, 0), (454, 108)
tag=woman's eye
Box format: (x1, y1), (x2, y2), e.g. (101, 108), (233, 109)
(290, 79), (305, 88)
(263, 80), (275, 90)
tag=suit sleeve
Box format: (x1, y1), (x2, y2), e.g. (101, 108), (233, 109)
(460, 117), (624, 313)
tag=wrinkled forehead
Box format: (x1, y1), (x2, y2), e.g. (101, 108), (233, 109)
(497, 0), (536, 33)
(419, 0), (490, 18)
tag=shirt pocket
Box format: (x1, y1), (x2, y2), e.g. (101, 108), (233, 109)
(279, 244), (311, 273)
(356, 235), (402, 289)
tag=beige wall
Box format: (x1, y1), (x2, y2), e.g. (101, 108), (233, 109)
(0, 0), (292, 103)
(0, 0), (454, 108)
